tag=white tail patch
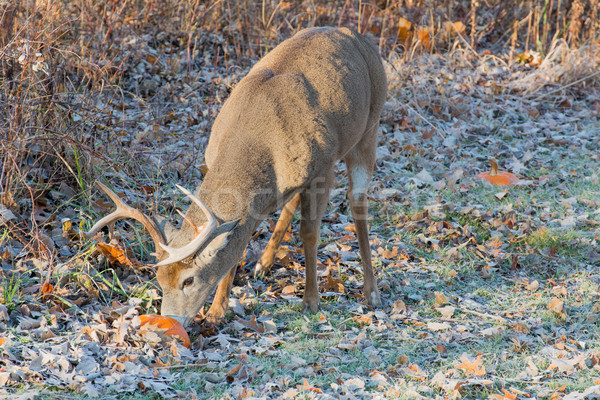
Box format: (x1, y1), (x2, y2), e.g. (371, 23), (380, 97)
(350, 166), (370, 201)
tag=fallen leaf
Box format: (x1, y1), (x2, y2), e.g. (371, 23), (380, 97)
(391, 299), (407, 315)
(428, 322), (451, 331)
(512, 322), (530, 334)
(281, 285), (296, 295)
(138, 314), (191, 348)
(235, 316), (265, 333)
(456, 354), (486, 376)
(548, 297), (567, 320)
(434, 292), (449, 307)
(526, 280), (540, 291)
(489, 389), (518, 400)
(296, 378), (322, 394)
(436, 305), (455, 318)
(96, 241), (133, 267)
(321, 273), (345, 293)
(355, 315), (373, 326)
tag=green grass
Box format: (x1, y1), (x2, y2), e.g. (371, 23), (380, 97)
(1, 274), (25, 313)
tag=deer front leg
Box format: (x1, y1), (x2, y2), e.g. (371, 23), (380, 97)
(255, 194), (301, 278)
(205, 266), (236, 323)
(299, 178), (331, 313)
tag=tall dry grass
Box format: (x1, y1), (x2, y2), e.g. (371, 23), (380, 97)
(0, 0), (598, 260)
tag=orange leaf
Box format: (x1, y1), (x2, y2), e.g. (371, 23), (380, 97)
(297, 378), (323, 394)
(355, 315), (373, 325)
(97, 241), (133, 267)
(415, 26), (433, 50)
(138, 314), (191, 348)
(489, 389), (518, 400)
(41, 283), (54, 299)
(281, 285), (296, 295)
(398, 17), (412, 42)
(434, 291), (449, 307)
(548, 298), (567, 320)
(478, 160), (519, 186)
(321, 273), (346, 293)
(456, 354), (486, 376)
(444, 21), (466, 36)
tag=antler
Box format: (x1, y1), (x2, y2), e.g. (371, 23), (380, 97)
(155, 185), (217, 266)
(86, 182), (217, 266)
(85, 182), (168, 258)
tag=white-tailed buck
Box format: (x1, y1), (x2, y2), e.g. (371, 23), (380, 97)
(86, 27), (387, 327)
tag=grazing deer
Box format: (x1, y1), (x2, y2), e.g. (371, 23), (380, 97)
(86, 27), (387, 327)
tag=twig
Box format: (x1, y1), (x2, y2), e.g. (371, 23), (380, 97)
(459, 308), (508, 324)
(155, 362), (209, 370)
(405, 104), (446, 138)
(533, 70), (600, 101)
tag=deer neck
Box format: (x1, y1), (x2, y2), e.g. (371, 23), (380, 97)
(168, 168), (279, 250)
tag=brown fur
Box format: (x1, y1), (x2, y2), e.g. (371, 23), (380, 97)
(155, 27), (387, 326)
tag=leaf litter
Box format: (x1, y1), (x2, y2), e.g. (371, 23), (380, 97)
(1, 15), (600, 400)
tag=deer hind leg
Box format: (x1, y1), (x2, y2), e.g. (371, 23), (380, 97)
(255, 193), (301, 278)
(205, 265), (236, 323)
(299, 175), (332, 313)
(345, 125), (382, 308)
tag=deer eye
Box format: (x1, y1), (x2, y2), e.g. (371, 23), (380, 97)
(182, 277), (194, 289)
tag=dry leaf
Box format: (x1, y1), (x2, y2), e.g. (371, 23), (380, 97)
(296, 378), (322, 394)
(456, 354), (486, 376)
(96, 241), (133, 267)
(489, 389), (518, 400)
(512, 322), (530, 334)
(321, 274), (345, 293)
(281, 285), (296, 295)
(428, 322), (451, 331)
(436, 306), (455, 318)
(436, 344), (447, 355)
(355, 315), (373, 326)
(397, 355), (409, 365)
(548, 297), (567, 320)
(434, 292), (449, 307)
(138, 314), (191, 348)
(398, 17), (412, 42)
(526, 280), (540, 291)
(444, 21), (466, 36)
(235, 316), (265, 333)
(480, 326), (505, 338)
(391, 299), (407, 315)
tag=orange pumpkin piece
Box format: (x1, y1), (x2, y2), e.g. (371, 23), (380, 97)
(477, 159), (519, 186)
(138, 314), (191, 348)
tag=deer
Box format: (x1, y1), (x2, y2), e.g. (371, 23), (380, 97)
(85, 27), (387, 327)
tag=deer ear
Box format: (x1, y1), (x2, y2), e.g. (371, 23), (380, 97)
(204, 219), (240, 258)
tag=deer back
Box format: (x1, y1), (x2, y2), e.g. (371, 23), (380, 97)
(193, 27), (387, 223)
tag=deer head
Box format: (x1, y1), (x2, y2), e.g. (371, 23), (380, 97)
(85, 182), (237, 326)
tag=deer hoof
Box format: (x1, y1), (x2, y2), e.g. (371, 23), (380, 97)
(301, 298), (319, 313)
(205, 306), (226, 324)
(367, 289), (382, 308)
(254, 261), (267, 279)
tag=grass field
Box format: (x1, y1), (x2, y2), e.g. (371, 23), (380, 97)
(1, 1), (600, 398)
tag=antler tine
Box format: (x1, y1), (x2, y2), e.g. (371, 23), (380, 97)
(85, 182), (167, 257)
(155, 185), (217, 266)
